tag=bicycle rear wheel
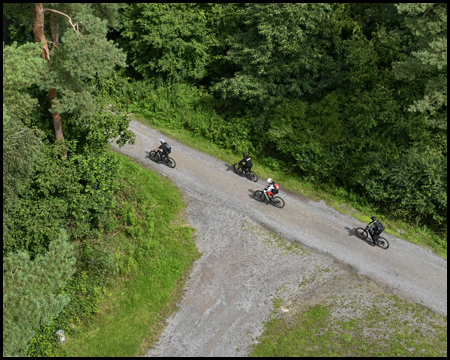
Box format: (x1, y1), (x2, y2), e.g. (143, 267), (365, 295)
(355, 227), (368, 240)
(150, 151), (160, 162)
(254, 190), (265, 202)
(249, 171), (258, 182)
(376, 237), (389, 250)
(233, 163), (243, 175)
(166, 157), (176, 168)
(272, 196), (285, 208)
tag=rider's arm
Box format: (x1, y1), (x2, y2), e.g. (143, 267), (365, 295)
(264, 184), (274, 192)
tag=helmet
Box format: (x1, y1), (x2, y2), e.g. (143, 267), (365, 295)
(371, 216), (377, 221)
(159, 139), (165, 144)
(243, 152), (247, 157)
(267, 178), (272, 184)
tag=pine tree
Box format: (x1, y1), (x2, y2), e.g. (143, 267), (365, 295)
(3, 3), (127, 158)
(3, 42), (45, 213)
(3, 229), (76, 357)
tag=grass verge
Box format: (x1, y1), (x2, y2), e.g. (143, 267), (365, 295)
(133, 114), (446, 259)
(248, 290), (447, 357)
(60, 152), (201, 357)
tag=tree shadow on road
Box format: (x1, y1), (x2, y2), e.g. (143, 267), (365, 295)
(345, 226), (375, 247)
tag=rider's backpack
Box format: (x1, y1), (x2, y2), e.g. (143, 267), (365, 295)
(272, 183), (279, 195)
(377, 221), (385, 233)
(163, 143), (171, 154)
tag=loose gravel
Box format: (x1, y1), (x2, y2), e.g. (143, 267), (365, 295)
(110, 120), (447, 357)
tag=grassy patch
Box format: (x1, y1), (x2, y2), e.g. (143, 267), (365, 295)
(133, 114), (446, 259)
(60, 152), (201, 357)
(249, 291), (447, 357)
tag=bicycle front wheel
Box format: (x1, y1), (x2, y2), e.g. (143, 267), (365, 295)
(376, 237), (389, 250)
(254, 190), (265, 202)
(249, 171), (258, 182)
(233, 163), (243, 175)
(166, 157), (176, 168)
(150, 151), (160, 162)
(355, 228), (368, 240)
(272, 196), (285, 208)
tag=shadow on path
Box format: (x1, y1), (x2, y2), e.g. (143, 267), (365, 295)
(345, 226), (375, 247)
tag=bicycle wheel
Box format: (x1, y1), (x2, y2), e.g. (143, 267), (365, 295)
(254, 190), (265, 202)
(150, 151), (160, 162)
(355, 227), (368, 240)
(249, 171), (258, 182)
(272, 196), (285, 208)
(166, 157), (176, 168)
(233, 163), (243, 175)
(376, 237), (389, 250)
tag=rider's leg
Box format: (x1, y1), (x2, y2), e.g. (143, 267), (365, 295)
(372, 231), (380, 242)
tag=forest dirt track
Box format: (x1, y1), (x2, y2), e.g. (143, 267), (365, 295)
(110, 120), (447, 357)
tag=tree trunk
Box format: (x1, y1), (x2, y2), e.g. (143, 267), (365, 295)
(32, 3), (49, 60)
(33, 3), (67, 158)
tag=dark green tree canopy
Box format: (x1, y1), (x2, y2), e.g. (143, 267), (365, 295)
(120, 3), (218, 83)
(393, 3), (447, 125)
(212, 3), (343, 109)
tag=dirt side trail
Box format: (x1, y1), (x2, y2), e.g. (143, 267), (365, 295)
(110, 120), (447, 357)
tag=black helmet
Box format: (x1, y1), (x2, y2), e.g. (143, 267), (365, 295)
(243, 152), (247, 157)
(371, 216), (377, 221)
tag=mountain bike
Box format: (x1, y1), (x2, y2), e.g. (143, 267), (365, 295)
(355, 226), (389, 249)
(254, 189), (285, 208)
(233, 162), (258, 182)
(149, 150), (176, 168)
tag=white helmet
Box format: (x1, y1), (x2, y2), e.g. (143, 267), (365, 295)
(159, 139), (165, 144)
(267, 178), (272, 183)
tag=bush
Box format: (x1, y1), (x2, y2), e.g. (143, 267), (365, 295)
(27, 242), (119, 357)
(3, 142), (120, 257)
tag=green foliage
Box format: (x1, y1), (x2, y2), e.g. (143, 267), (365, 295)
(212, 3), (343, 109)
(27, 244), (118, 357)
(119, 3), (233, 83)
(46, 15), (126, 124)
(3, 42), (46, 122)
(3, 229), (76, 357)
(114, 80), (256, 153)
(6, 22), (35, 45)
(393, 3), (447, 123)
(365, 146), (447, 229)
(3, 106), (42, 213)
(3, 143), (121, 256)
(266, 93), (343, 176)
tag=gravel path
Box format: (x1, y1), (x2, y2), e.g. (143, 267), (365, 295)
(110, 120), (447, 357)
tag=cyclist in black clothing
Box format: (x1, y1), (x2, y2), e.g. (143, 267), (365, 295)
(239, 152), (253, 173)
(156, 139), (171, 162)
(368, 216), (383, 242)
